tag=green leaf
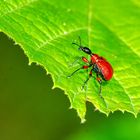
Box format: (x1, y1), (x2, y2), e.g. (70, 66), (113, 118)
(0, 0), (140, 122)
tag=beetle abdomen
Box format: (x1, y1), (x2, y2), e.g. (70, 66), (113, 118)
(97, 60), (113, 81)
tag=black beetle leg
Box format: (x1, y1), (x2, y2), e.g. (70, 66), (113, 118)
(96, 74), (102, 95)
(82, 68), (93, 90)
(67, 65), (90, 78)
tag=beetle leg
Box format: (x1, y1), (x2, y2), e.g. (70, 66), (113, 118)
(82, 56), (89, 63)
(69, 57), (81, 67)
(96, 74), (102, 95)
(93, 64), (101, 73)
(82, 69), (93, 90)
(67, 65), (90, 78)
(72, 36), (82, 47)
(69, 56), (89, 67)
(96, 75), (108, 108)
(94, 64), (103, 94)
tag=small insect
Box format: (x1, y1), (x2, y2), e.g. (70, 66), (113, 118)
(68, 37), (113, 96)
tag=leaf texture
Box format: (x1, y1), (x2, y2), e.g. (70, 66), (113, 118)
(0, 0), (140, 122)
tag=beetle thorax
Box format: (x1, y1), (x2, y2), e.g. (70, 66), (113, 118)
(91, 54), (99, 63)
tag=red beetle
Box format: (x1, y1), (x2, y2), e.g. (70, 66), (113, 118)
(68, 37), (113, 95)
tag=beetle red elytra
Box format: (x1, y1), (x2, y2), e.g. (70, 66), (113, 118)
(68, 37), (113, 96)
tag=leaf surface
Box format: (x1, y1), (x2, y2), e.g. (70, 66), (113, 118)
(0, 0), (140, 122)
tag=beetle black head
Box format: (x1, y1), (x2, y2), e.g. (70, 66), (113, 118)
(72, 36), (92, 55)
(79, 46), (92, 54)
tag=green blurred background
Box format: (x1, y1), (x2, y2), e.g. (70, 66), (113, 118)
(0, 32), (140, 140)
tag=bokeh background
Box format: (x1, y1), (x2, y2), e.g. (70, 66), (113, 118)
(0, 32), (140, 140)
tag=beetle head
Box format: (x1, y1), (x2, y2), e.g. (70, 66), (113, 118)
(72, 36), (92, 55)
(79, 46), (92, 55)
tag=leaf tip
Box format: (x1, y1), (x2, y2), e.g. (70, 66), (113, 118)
(28, 59), (33, 66)
(69, 105), (73, 109)
(51, 83), (59, 90)
(52, 85), (56, 90)
(81, 118), (86, 124)
(133, 112), (138, 118)
(105, 112), (110, 117)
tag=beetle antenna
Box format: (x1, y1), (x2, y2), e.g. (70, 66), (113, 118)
(72, 42), (80, 47)
(72, 36), (85, 52)
(72, 36), (83, 50)
(72, 42), (83, 51)
(78, 36), (81, 46)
